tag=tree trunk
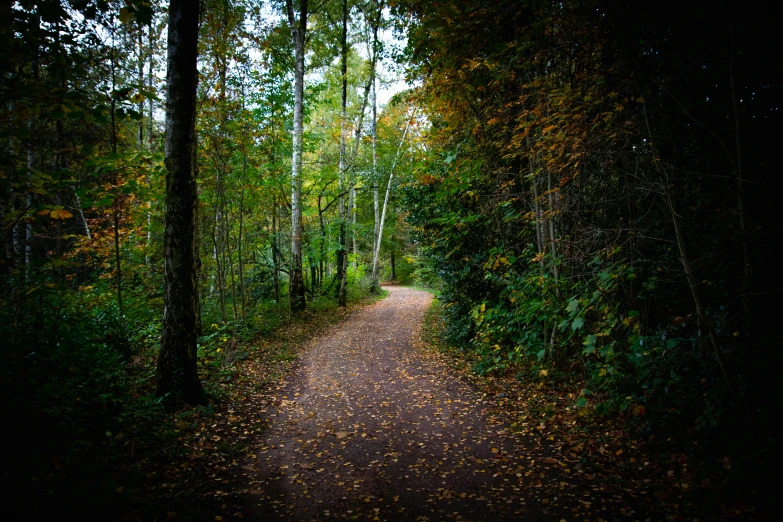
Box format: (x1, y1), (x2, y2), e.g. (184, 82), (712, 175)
(238, 184), (246, 322)
(110, 45), (124, 315)
(371, 73), (380, 290)
(156, 0), (205, 407)
(4, 184), (16, 279)
(238, 79), (248, 321)
(223, 183), (238, 323)
(373, 110), (414, 285)
(286, 0), (308, 312)
(337, 0), (349, 307)
(351, 183), (357, 269)
(318, 193), (326, 291)
(546, 169), (561, 299)
(213, 206), (227, 322)
(272, 194), (280, 303)
(526, 139), (545, 271)
(72, 187), (91, 239)
(138, 27), (145, 147)
(146, 23), (154, 269)
(112, 198), (124, 315)
(148, 22), (154, 151)
(25, 115), (34, 281)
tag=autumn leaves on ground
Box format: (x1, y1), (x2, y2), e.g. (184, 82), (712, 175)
(243, 285), (552, 521)
(117, 286), (693, 521)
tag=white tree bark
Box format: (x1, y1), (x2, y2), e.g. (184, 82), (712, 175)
(371, 75), (379, 287)
(337, 0), (349, 306)
(286, 0), (308, 311)
(351, 183), (357, 268)
(372, 109), (414, 283)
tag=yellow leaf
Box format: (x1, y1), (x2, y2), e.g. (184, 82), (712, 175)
(50, 209), (73, 220)
(119, 7), (134, 24)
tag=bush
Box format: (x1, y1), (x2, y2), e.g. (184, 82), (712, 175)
(0, 290), (167, 481)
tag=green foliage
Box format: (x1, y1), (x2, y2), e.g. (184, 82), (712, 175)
(399, 0), (782, 444)
(0, 290), (166, 486)
(409, 254), (442, 292)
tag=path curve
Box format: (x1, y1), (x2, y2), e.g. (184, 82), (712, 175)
(242, 286), (550, 521)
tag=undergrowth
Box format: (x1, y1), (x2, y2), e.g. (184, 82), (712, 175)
(420, 297), (774, 521)
(1, 279), (386, 520)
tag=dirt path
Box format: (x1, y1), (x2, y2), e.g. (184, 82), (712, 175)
(240, 286), (583, 521)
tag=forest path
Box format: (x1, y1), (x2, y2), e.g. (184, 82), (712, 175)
(240, 285), (571, 521)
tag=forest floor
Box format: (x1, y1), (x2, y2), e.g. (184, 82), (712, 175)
(113, 286), (762, 521)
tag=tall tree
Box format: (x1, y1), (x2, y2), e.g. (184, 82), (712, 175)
(366, 2), (382, 291)
(337, 0), (349, 307)
(373, 107), (413, 286)
(286, 0), (308, 312)
(156, 0), (206, 406)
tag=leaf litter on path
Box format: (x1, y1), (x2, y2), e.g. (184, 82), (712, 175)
(238, 286), (645, 521)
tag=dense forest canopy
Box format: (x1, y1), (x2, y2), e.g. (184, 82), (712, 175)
(1, 0), (780, 518)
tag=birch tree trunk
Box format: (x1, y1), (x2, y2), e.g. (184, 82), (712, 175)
(156, 0), (205, 406)
(272, 193), (280, 303)
(373, 110), (414, 283)
(238, 176), (246, 322)
(337, 0), (349, 307)
(526, 138), (545, 271)
(641, 103), (744, 413)
(138, 28), (145, 147)
(286, 0), (308, 312)
(146, 24), (154, 267)
(371, 74), (380, 290)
